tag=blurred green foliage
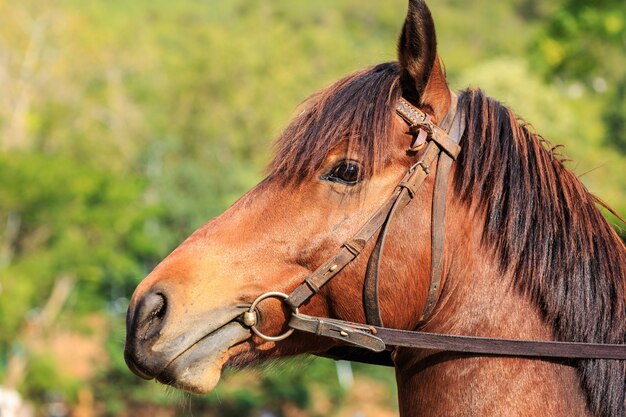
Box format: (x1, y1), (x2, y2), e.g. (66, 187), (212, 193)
(532, 0), (625, 80)
(0, 0), (623, 416)
(530, 0), (626, 157)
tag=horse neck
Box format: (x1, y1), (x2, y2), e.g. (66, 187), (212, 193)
(391, 199), (594, 417)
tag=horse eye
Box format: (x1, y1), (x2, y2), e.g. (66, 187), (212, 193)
(323, 161), (362, 185)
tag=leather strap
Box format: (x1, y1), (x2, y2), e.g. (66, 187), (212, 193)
(286, 193), (400, 309)
(363, 94), (463, 327)
(363, 187), (406, 326)
(418, 96), (464, 324)
(290, 313), (626, 360)
(287, 127), (449, 310)
(396, 97), (429, 126)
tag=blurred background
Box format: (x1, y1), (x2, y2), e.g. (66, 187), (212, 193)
(0, 0), (624, 416)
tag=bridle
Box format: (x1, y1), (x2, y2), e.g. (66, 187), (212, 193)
(241, 94), (626, 361)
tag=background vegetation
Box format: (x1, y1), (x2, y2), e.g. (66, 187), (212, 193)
(0, 0), (623, 416)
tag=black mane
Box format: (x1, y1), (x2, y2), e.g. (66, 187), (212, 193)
(455, 88), (625, 417)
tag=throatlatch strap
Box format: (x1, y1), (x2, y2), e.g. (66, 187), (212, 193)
(418, 96), (464, 324)
(363, 94), (463, 328)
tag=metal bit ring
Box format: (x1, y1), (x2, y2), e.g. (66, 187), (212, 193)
(246, 291), (299, 342)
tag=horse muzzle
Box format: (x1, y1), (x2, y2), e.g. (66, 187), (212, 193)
(124, 286), (250, 391)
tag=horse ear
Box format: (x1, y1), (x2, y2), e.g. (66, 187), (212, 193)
(397, 0), (451, 122)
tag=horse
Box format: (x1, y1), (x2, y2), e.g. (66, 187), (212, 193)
(124, 1), (626, 416)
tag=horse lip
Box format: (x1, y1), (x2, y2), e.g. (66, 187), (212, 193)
(155, 320), (251, 390)
(125, 353), (155, 380)
(155, 311), (251, 379)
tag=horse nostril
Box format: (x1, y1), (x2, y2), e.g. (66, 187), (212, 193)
(124, 290), (171, 379)
(134, 291), (168, 341)
(150, 293), (167, 319)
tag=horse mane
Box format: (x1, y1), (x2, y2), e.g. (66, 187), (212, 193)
(455, 88), (626, 417)
(269, 64), (625, 417)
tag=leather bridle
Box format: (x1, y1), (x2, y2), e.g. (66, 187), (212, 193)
(242, 95), (626, 361)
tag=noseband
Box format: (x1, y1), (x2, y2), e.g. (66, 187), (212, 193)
(243, 95), (626, 361)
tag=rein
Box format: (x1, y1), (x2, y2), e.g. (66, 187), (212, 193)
(242, 95), (626, 361)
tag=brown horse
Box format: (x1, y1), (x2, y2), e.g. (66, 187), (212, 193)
(124, 1), (626, 416)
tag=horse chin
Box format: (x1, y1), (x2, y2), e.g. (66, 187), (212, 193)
(156, 321), (251, 394)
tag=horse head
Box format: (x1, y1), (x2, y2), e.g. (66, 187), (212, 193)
(125, 0), (452, 393)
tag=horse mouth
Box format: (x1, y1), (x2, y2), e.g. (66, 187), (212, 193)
(154, 320), (251, 393)
(125, 305), (252, 393)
